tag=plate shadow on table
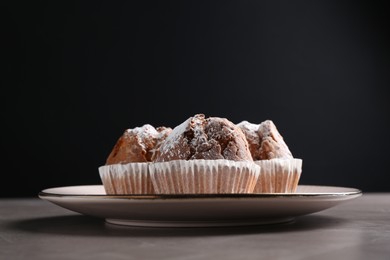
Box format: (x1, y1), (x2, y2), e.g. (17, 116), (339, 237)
(8, 213), (347, 237)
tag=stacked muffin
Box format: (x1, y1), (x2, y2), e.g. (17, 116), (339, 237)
(99, 114), (302, 194)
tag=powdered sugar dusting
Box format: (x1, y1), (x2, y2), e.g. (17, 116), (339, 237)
(190, 114), (207, 148)
(258, 120), (285, 144)
(258, 120), (274, 138)
(237, 121), (260, 148)
(258, 120), (293, 159)
(159, 118), (191, 158)
(156, 114), (252, 162)
(238, 120), (293, 160)
(126, 124), (159, 150)
(238, 121), (259, 133)
(126, 124), (159, 140)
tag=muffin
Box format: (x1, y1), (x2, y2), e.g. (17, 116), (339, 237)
(106, 125), (172, 164)
(150, 114), (260, 194)
(99, 125), (172, 194)
(238, 120), (302, 193)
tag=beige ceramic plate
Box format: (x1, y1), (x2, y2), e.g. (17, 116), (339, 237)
(39, 185), (361, 227)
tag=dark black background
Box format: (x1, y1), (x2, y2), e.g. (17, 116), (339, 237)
(2, 0), (389, 197)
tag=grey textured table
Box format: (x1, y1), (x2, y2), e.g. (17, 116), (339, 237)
(0, 194), (389, 260)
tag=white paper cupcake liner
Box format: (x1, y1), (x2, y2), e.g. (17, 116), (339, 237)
(254, 158), (302, 193)
(149, 159), (261, 194)
(98, 163), (154, 194)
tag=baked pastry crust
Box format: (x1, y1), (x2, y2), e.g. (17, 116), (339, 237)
(155, 114), (253, 162)
(237, 120), (292, 160)
(106, 125), (172, 164)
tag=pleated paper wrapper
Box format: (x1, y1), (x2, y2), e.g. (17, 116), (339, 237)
(149, 159), (261, 194)
(99, 163), (154, 194)
(253, 158), (302, 193)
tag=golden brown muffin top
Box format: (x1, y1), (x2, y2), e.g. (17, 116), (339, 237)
(237, 120), (293, 160)
(106, 125), (172, 164)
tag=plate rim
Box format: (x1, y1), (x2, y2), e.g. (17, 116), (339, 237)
(38, 184), (362, 200)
